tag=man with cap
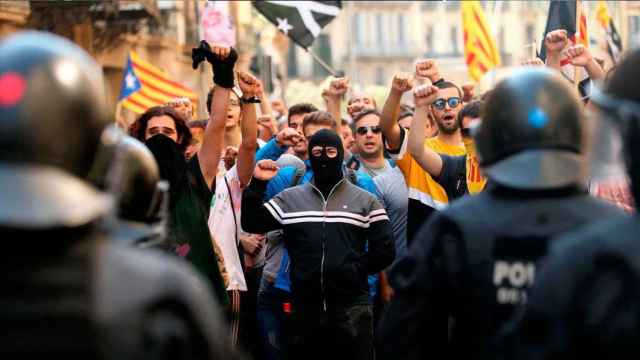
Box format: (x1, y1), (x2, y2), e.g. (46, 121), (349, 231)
(376, 68), (623, 360)
(0, 31), (241, 359)
(241, 129), (394, 360)
(496, 49), (640, 360)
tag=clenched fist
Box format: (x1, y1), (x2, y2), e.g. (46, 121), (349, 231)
(544, 29), (569, 55)
(237, 71), (262, 98)
(323, 77), (349, 100)
(564, 44), (593, 67)
(253, 159), (279, 181)
(275, 127), (303, 147)
(391, 73), (414, 94)
(415, 59), (441, 82)
(413, 84), (440, 108)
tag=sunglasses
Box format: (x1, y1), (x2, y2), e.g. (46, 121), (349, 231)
(355, 125), (382, 135)
(432, 97), (461, 110)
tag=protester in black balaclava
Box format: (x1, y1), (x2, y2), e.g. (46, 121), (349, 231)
(307, 129), (345, 198)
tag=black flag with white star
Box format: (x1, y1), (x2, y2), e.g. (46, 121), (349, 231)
(252, 1), (342, 49)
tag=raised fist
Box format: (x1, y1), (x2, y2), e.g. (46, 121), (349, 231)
(237, 71), (262, 98)
(275, 127), (303, 147)
(391, 73), (414, 93)
(413, 84), (439, 108)
(544, 29), (569, 54)
(254, 159), (279, 181)
(462, 83), (475, 103)
(521, 58), (545, 67)
(564, 44), (592, 67)
(324, 77), (349, 100)
(415, 59), (441, 82)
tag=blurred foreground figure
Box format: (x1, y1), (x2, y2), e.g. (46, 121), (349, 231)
(0, 31), (240, 359)
(498, 50), (640, 360)
(377, 69), (623, 360)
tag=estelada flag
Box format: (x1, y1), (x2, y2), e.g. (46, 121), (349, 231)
(462, 1), (501, 82)
(118, 51), (198, 114)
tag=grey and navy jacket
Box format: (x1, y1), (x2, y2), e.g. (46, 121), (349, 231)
(242, 174), (395, 310)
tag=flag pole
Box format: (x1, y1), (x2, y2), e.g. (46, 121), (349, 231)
(574, 0), (582, 90)
(305, 47), (337, 77)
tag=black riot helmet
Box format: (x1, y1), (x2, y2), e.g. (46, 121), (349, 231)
(476, 68), (586, 190)
(590, 49), (640, 204)
(0, 31), (111, 228)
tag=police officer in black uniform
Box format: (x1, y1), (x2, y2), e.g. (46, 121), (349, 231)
(0, 31), (242, 359)
(91, 127), (170, 249)
(497, 50), (640, 360)
(376, 68), (623, 360)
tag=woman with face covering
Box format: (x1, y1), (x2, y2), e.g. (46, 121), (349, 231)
(128, 45), (239, 307)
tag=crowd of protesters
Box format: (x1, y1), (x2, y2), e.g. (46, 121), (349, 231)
(4, 27), (640, 359)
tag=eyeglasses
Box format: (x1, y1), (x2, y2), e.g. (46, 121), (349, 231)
(432, 97), (461, 110)
(355, 125), (382, 136)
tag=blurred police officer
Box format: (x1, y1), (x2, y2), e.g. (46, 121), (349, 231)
(377, 69), (623, 360)
(0, 31), (241, 359)
(498, 50), (640, 360)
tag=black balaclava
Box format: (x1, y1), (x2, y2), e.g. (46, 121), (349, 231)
(145, 134), (187, 203)
(308, 129), (344, 199)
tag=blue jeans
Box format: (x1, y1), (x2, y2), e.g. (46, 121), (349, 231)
(257, 277), (293, 360)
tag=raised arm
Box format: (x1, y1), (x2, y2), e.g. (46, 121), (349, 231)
(197, 46), (237, 188)
(241, 160), (283, 234)
(381, 73), (413, 150)
(408, 85), (444, 177)
(236, 71), (261, 187)
(564, 44), (605, 81)
(323, 77), (349, 132)
(544, 29), (569, 72)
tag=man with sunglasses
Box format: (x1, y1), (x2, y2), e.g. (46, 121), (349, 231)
(348, 110), (393, 178)
(381, 60), (467, 246)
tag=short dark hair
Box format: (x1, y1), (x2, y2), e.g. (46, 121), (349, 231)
(457, 100), (482, 126)
(435, 80), (463, 98)
(398, 103), (414, 122)
(129, 106), (192, 154)
(302, 111), (337, 135)
(288, 103), (318, 125)
(352, 109), (382, 125)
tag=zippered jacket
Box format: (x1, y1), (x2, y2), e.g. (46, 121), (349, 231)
(242, 175), (395, 310)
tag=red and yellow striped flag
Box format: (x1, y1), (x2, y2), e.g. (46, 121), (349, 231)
(462, 1), (501, 82)
(118, 51), (197, 114)
(577, 8), (589, 47)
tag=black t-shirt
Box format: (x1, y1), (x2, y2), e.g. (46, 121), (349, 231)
(434, 154), (468, 201)
(168, 155), (229, 306)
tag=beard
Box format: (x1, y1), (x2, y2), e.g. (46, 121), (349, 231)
(435, 114), (460, 135)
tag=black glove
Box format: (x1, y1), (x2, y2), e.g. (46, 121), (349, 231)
(191, 40), (214, 69)
(191, 40), (238, 89)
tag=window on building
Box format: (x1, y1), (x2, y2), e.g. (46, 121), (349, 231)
(398, 13), (405, 44)
(526, 24), (535, 45)
(312, 34), (332, 78)
(451, 26), (459, 55)
(353, 13), (361, 45)
(426, 25), (434, 54)
(629, 15), (640, 48)
(376, 13), (384, 44)
(376, 66), (386, 86)
(287, 41), (298, 77)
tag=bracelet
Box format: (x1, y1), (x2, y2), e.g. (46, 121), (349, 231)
(432, 78), (445, 86)
(241, 96), (261, 104)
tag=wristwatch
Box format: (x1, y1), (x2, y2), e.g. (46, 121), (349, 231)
(241, 96), (261, 104)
